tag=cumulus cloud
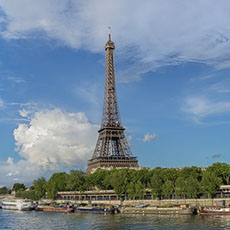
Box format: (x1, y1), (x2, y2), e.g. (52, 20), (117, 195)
(0, 108), (99, 186)
(1, 1), (230, 80)
(143, 133), (157, 143)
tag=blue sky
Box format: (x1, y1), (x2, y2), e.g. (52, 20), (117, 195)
(0, 0), (230, 186)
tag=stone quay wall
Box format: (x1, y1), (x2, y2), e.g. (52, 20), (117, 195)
(55, 198), (230, 207)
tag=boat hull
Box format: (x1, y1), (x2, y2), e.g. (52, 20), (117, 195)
(2, 199), (34, 211)
(35, 205), (73, 213)
(199, 209), (230, 215)
(76, 206), (115, 214)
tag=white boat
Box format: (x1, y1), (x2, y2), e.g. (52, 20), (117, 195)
(2, 199), (34, 211)
(199, 207), (230, 215)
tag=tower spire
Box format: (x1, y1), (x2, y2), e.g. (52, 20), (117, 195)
(108, 26), (111, 41)
(87, 31), (138, 173)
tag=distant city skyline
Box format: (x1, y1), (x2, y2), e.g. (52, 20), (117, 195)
(0, 0), (230, 186)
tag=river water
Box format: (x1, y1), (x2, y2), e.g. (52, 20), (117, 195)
(1, 209), (230, 230)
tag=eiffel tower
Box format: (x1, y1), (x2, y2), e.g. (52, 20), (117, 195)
(87, 29), (138, 173)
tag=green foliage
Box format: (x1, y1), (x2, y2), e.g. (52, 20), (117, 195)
(207, 162), (230, 185)
(130, 169), (152, 188)
(0, 186), (9, 194)
(33, 177), (47, 200)
(110, 169), (129, 196)
(7, 162), (230, 200)
(13, 183), (26, 192)
(85, 169), (109, 189)
(135, 180), (146, 198)
(149, 170), (163, 199)
(162, 180), (174, 198)
(127, 182), (136, 199)
(162, 168), (178, 185)
(175, 176), (186, 198)
(127, 180), (146, 199)
(46, 172), (69, 200)
(185, 176), (199, 198)
(201, 170), (222, 198)
(66, 170), (86, 191)
(16, 190), (36, 200)
(175, 167), (201, 198)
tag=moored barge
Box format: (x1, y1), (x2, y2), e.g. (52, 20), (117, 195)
(35, 205), (74, 213)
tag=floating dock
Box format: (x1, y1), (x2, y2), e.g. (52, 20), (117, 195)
(121, 207), (197, 215)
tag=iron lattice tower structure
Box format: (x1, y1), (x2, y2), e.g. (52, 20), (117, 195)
(87, 29), (138, 173)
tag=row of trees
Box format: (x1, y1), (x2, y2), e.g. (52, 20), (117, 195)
(0, 183), (26, 195)
(6, 162), (229, 200)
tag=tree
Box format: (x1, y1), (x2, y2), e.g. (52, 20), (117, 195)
(127, 180), (146, 199)
(149, 173), (163, 199)
(200, 170), (222, 198)
(207, 162), (230, 185)
(66, 170), (86, 191)
(0, 186), (9, 194)
(162, 180), (174, 198)
(127, 182), (136, 199)
(135, 180), (146, 198)
(185, 176), (199, 198)
(33, 177), (47, 200)
(130, 169), (151, 188)
(16, 190), (36, 200)
(162, 168), (178, 185)
(103, 171), (113, 190)
(46, 172), (69, 200)
(110, 170), (129, 197)
(85, 169), (109, 190)
(175, 177), (186, 198)
(13, 183), (26, 192)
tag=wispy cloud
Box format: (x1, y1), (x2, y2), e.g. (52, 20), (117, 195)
(212, 154), (223, 159)
(0, 98), (4, 108)
(143, 133), (157, 143)
(1, 1), (230, 81)
(76, 83), (101, 106)
(7, 76), (25, 83)
(182, 96), (230, 123)
(208, 81), (230, 94)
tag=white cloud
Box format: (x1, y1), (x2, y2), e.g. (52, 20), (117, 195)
(7, 76), (25, 83)
(76, 83), (101, 106)
(1, 1), (230, 80)
(6, 157), (14, 165)
(182, 96), (230, 122)
(127, 135), (132, 142)
(0, 107), (99, 186)
(143, 133), (157, 143)
(0, 98), (4, 108)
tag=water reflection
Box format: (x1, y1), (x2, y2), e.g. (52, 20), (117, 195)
(1, 210), (230, 230)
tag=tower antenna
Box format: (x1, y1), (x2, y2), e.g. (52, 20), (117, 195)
(108, 26), (111, 40)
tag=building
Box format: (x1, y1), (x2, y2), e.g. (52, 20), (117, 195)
(87, 29), (138, 173)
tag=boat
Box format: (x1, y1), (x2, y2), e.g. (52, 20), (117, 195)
(1, 198), (35, 211)
(35, 204), (74, 213)
(76, 205), (115, 214)
(199, 207), (230, 215)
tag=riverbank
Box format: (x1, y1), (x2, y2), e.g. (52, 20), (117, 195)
(55, 197), (230, 207)
(121, 206), (197, 215)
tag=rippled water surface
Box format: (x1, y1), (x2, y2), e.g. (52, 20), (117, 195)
(1, 210), (230, 230)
